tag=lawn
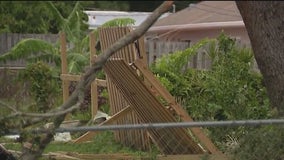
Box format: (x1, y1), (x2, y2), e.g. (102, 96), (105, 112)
(1, 131), (159, 159)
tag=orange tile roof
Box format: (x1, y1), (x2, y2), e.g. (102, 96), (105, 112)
(154, 1), (242, 26)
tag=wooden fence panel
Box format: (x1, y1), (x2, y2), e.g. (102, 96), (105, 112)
(146, 40), (190, 65)
(0, 33), (260, 71)
(0, 33), (59, 67)
(146, 40), (259, 71)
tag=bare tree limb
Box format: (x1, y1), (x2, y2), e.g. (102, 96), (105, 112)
(0, 100), (17, 112)
(1, 103), (81, 119)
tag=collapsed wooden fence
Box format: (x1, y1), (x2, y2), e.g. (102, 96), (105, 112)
(59, 26), (224, 158)
(6, 26), (228, 159)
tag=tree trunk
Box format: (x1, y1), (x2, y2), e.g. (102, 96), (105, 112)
(236, 1), (284, 116)
(20, 133), (54, 160)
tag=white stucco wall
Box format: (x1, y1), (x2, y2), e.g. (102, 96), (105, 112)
(84, 11), (171, 29)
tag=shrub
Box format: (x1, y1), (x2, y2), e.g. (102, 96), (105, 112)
(233, 126), (284, 160)
(151, 32), (272, 151)
(19, 61), (61, 112)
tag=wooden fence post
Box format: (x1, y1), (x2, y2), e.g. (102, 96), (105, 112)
(89, 32), (98, 119)
(60, 32), (70, 102)
(60, 32), (71, 120)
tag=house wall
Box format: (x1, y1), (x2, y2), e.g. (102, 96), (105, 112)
(179, 27), (250, 47)
(84, 11), (171, 29)
(146, 26), (251, 48)
(144, 26), (258, 70)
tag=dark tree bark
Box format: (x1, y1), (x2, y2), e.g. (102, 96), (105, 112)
(0, 144), (17, 160)
(236, 1), (284, 116)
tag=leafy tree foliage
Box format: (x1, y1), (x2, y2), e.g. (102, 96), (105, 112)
(81, 1), (130, 11)
(0, 1), (79, 34)
(0, 1), (130, 34)
(0, 1), (48, 33)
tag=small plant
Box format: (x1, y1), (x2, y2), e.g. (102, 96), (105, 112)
(19, 61), (60, 112)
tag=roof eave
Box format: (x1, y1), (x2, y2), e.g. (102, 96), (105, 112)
(148, 21), (245, 33)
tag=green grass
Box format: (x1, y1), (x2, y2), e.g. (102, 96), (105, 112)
(0, 95), (159, 159)
(46, 131), (140, 154)
(1, 131), (157, 157)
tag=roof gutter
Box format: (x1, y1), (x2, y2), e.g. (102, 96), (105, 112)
(148, 21), (245, 33)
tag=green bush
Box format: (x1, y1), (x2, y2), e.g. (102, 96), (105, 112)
(151, 32), (272, 151)
(19, 61), (61, 112)
(233, 126), (284, 160)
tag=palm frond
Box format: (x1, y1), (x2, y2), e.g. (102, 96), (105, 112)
(68, 60), (87, 74)
(45, 1), (75, 43)
(101, 18), (136, 27)
(205, 39), (218, 60)
(27, 53), (61, 66)
(67, 2), (81, 39)
(80, 29), (99, 53)
(80, 35), (90, 53)
(155, 39), (209, 73)
(67, 52), (89, 73)
(67, 52), (89, 63)
(0, 39), (56, 63)
(67, 1), (81, 23)
(45, 1), (67, 28)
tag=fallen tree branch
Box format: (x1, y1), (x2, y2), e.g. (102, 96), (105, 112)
(19, 1), (174, 160)
(0, 144), (17, 160)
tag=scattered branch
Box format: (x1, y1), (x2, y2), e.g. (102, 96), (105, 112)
(1, 103), (81, 119)
(0, 144), (17, 160)
(0, 100), (17, 112)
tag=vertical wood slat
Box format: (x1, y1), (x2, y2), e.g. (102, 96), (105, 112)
(122, 27), (137, 147)
(114, 27), (133, 148)
(60, 32), (71, 120)
(110, 27), (123, 143)
(129, 27), (150, 149)
(99, 28), (119, 142)
(138, 35), (148, 65)
(116, 27), (125, 60)
(60, 32), (70, 103)
(101, 27), (120, 143)
(89, 32), (98, 119)
(124, 28), (133, 63)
